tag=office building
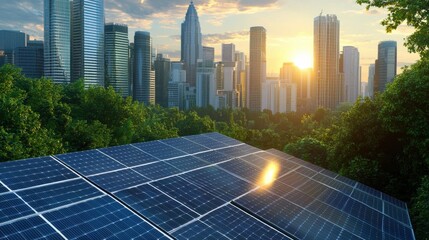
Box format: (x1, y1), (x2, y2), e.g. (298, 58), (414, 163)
(0, 30), (28, 67)
(154, 54), (171, 107)
(71, 0), (105, 87)
(375, 41), (397, 92)
(14, 40), (44, 78)
(196, 47), (216, 108)
(105, 23), (129, 97)
(343, 46), (360, 103)
(368, 64), (375, 97)
(181, 1), (203, 87)
(314, 14), (340, 109)
(134, 31), (155, 105)
(235, 51), (247, 108)
(249, 26), (266, 112)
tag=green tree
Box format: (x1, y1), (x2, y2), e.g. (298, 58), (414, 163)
(410, 176), (429, 240)
(357, 0), (429, 56)
(64, 120), (111, 151)
(177, 111), (215, 136)
(284, 137), (329, 168)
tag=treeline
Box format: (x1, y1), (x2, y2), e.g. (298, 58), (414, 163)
(1, 61), (428, 238)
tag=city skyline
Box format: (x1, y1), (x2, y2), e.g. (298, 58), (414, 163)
(0, 0), (419, 81)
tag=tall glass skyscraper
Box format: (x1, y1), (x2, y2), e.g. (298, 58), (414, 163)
(44, 0), (70, 84)
(72, 0), (105, 87)
(14, 40), (44, 78)
(314, 14), (340, 109)
(181, 1), (203, 87)
(105, 23), (129, 97)
(343, 46), (360, 103)
(375, 41), (397, 92)
(154, 54), (171, 108)
(134, 31), (155, 105)
(249, 26), (266, 112)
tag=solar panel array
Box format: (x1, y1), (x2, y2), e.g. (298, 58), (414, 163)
(0, 133), (415, 239)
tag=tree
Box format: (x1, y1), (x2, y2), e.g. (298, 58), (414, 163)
(284, 137), (329, 168)
(356, 0), (429, 56)
(410, 176), (429, 240)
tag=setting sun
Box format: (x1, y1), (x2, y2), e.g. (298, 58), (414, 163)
(293, 53), (313, 69)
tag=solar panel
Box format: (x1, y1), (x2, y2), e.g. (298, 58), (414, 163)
(0, 157), (77, 190)
(43, 196), (169, 239)
(160, 137), (209, 154)
(88, 169), (149, 192)
(55, 150), (125, 176)
(0, 133), (416, 240)
(114, 184), (198, 232)
(0, 216), (63, 240)
(99, 145), (158, 167)
(152, 176), (225, 215)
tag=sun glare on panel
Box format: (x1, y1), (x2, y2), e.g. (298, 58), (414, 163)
(257, 161), (281, 188)
(293, 53), (313, 69)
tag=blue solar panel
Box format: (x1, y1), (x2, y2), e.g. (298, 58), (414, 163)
(356, 182), (382, 198)
(240, 153), (298, 176)
(384, 202), (411, 225)
(184, 134), (228, 149)
(295, 166), (318, 178)
(382, 193), (408, 209)
(0, 216), (63, 240)
(298, 179), (330, 198)
(194, 150), (230, 164)
(343, 198), (383, 229)
(218, 159), (263, 183)
(115, 184), (198, 232)
(312, 173), (354, 195)
(306, 201), (350, 227)
(18, 179), (102, 212)
(343, 214), (382, 239)
(89, 169), (149, 192)
(317, 188), (349, 210)
(160, 137), (209, 154)
(43, 196), (168, 239)
(152, 176), (225, 215)
(133, 161), (181, 180)
(205, 132), (243, 145)
(234, 144), (261, 155)
(198, 204), (292, 239)
(99, 145), (158, 167)
(282, 189), (316, 208)
(0, 193), (35, 223)
(166, 155), (210, 172)
(173, 221), (229, 240)
(180, 166), (255, 201)
(215, 146), (247, 158)
(0, 157), (77, 190)
(55, 150), (125, 176)
(351, 189), (383, 211)
(383, 215), (415, 240)
(335, 174), (357, 187)
(0, 182), (8, 193)
(133, 141), (187, 160)
(277, 171), (310, 188)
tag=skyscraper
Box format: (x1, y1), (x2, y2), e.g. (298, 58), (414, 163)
(181, 1), (203, 87)
(314, 14), (340, 109)
(14, 40), (44, 78)
(343, 46), (360, 103)
(375, 41), (397, 92)
(134, 31), (155, 105)
(154, 54), (171, 108)
(368, 64), (375, 97)
(249, 26), (266, 112)
(105, 23), (129, 97)
(0, 30), (28, 67)
(235, 51), (247, 108)
(71, 0), (105, 87)
(196, 46), (216, 108)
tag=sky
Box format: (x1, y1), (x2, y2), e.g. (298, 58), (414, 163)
(0, 0), (420, 81)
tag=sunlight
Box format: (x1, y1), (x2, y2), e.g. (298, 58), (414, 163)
(293, 53), (313, 69)
(257, 161), (281, 187)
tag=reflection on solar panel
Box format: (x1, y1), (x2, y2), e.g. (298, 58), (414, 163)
(0, 133), (416, 239)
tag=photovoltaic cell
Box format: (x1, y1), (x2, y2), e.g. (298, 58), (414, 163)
(286, 210), (342, 240)
(18, 179), (102, 212)
(166, 155), (210, 172)
(384, 202), (411, 225)
(199, 204), (292, 239)
(351, 189), (383, 211)
(205, 132), (243, 145)
(218, 158), (263, 183)
(152, 176), (225, 215)
(298, 179), (330, 198)
(356, 183), (382, 198)
(115, 185), (198, 232)
(343, 198), (383, 229)
(43, 196), (168, 239)
(160, 137), (209, 154)
(0, 193), (34, 223)
(180, 166), (255, 201)
(0, 157), (77, 190)
(55, 150), (125, 176)
(184, 134), (228, 149)
(194, 151), (230, 164)
(133, 141), (186, 160)
(317, 188), (349, 210)
(215, 146), (246, 158)
(312, 173), (354, 195)
(382, 193), (407, 209)
(0, 216), (63, 240)
(99, 145), (158, 167)
(133, 161), (181, 181)
(0, 182), (8, 193)
(277, 171), (310, 188)
(343, 215), (382, 240)
(89, 169), (149, 192)
(173, 221), (229, 240)
(383, 216), (414, 240)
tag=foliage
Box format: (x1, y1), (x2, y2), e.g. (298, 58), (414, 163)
(411, 176), (429, 240)
(284, 137), (328, 168)
(356, 0), (429, 56)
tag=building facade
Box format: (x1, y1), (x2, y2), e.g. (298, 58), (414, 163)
(249, 26), (266, 112)
(154, 54), (171, 107)
(14, 40), (44, 78)
(134, 31), (155, 105)
(375, 41), (397, 92)
(343, 46), (360, 103)
(367, 63), (375, 98)
(105, 23), (129, 97)
(0, 30), (28, 67)
(314, 14), (340, 109)
(71, 0), (105, 87)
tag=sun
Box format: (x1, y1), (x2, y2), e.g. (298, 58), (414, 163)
(293, 53), (313, 69)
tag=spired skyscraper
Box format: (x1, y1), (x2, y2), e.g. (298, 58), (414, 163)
(249, 26), (266, 112)
(181, 1), (203, 87)
(71, 0), (105, 87)
(105, 23), (129, 97)
(374, 41), (397, 93)
(314, 14), (340, 109)
(134, 31), (155, 105)
(44, 0), (70, 84)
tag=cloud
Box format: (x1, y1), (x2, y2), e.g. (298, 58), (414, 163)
(170, 30), (249, 46)
(343, 9), (386, 15)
